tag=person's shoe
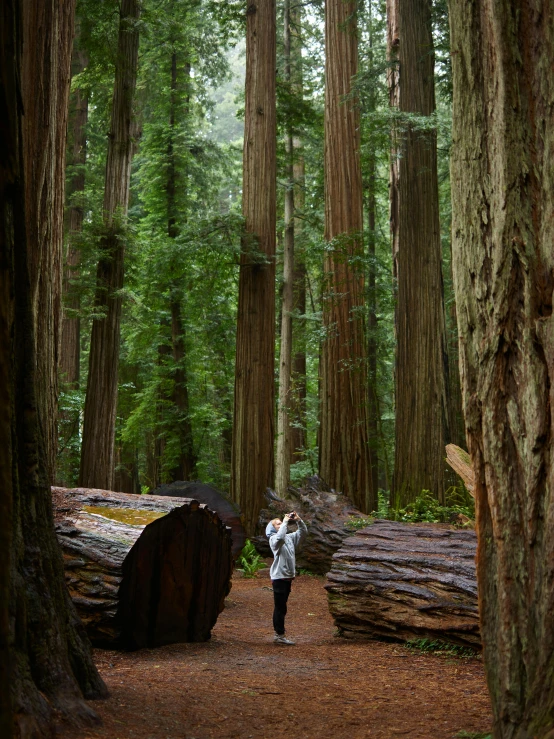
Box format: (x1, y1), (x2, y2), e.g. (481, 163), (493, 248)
(274, 633), (295, 645)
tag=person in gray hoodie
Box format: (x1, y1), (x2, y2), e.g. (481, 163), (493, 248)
(265, 511), (308, 645)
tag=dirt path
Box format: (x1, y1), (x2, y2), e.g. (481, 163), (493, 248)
(61, 569), (492, 739)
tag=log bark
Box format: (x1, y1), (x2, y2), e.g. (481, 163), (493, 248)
(252, 476), (363, 574)
(151, 481), (246, 561)
(445, 444), (474, 497)
(53, 487), (233, 649)
(325, 520), (479, 647)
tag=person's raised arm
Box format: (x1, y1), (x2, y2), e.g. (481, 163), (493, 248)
(290, 513), (307, 547)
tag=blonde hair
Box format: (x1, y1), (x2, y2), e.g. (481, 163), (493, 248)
(271, 517), (282, 528)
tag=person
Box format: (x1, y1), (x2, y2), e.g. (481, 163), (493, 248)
(265, 511), (307, 645)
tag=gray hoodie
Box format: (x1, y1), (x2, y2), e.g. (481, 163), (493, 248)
(265, 517), (307, 580)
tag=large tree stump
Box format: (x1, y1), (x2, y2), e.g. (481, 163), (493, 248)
(52, 487), (233, 649)
(252, 476), (363, 574)
(151, 481), (246, 560)
(325, 520), (480, 647)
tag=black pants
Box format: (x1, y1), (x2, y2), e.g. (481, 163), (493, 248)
(272, 578), (292, 635)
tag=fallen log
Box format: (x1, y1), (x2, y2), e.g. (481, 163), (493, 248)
(325, 520), (480, 648)
(445, 444), (475, 497)
(52, 487), (233, 649)
(151, 480), (246, 561)
(251, 476), (363, 574)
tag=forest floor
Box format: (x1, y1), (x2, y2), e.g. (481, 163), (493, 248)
(60, 567), (492, 739)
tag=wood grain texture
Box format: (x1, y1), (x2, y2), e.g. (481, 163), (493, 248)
(151, 480), (246, 561)
(325, 520), (479, 647)
(53, 487), (233, 649)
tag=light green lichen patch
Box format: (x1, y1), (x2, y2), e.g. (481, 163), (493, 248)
(82, 505), (166, 526)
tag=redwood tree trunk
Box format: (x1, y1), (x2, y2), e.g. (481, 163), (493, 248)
(1, 2), (107, 734)
(230, 0), (277, 533)
(167, 53), (196, 482)
(288, 0), (307, 469)
(21, 0), (75, 482)
(275, 0), (295, 497)
(61, 33), (88, 390)
(80, 0), (141, 490)
(321, 0), (375, 513)
(387, 0), (451, 506)
(450, 1), (554, 736)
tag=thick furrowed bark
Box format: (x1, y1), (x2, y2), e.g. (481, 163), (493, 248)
(450, 1), (554, 735)
(230, 0), (277, 534)
(321, 0), (375, 514)
(387, 0), (451, 506)
(80, 0), (141, 491)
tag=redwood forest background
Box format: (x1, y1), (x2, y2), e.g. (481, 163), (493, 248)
(56, 0), (460, 515)
(3, 0), (554, 737)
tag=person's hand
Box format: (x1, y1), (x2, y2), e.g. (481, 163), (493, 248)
(283, 513), (291, 522)
(288, 511), (297, 520)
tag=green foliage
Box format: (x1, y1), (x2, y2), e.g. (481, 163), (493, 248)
(405, 638), (479, 659)
(390, 488), (475, 524)
(345, 516), (374, 532)
(237, 540), (265, 578)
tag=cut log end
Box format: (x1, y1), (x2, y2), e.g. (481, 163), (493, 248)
(53, 487), (233, 649)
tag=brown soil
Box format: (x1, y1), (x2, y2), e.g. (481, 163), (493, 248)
(60, 568), (492, 739)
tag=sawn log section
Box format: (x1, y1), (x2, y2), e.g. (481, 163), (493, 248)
(325, 520), (480, 647)
(52, 487), (233, 649)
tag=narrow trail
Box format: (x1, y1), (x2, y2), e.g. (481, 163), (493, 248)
(61, 570), (492, 739)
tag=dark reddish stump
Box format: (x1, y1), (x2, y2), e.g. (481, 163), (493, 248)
(53, 487), (233, 649)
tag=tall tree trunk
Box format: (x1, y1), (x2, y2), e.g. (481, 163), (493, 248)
(289, 0), (307, 465)
(366, 3), (380, 507)
(450, 1), (554, 736)
(1, 2), (107, 734)
(61, 31), (88, 390)
(166, 53), (197, 482)
(275, 0), (295, 497)
(387, 0), (451, 506)
(367, 150), (380, 508)
(321, 0), (375, 513)
(170, 296), (197, 480)
(21, 0), (74, 481)
(80, 0), (141, 490)
(230, 0), (277, 534)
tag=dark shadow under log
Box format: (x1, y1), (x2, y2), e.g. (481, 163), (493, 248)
(53, 487), (233, 649)
(325, 520), (480, 648)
